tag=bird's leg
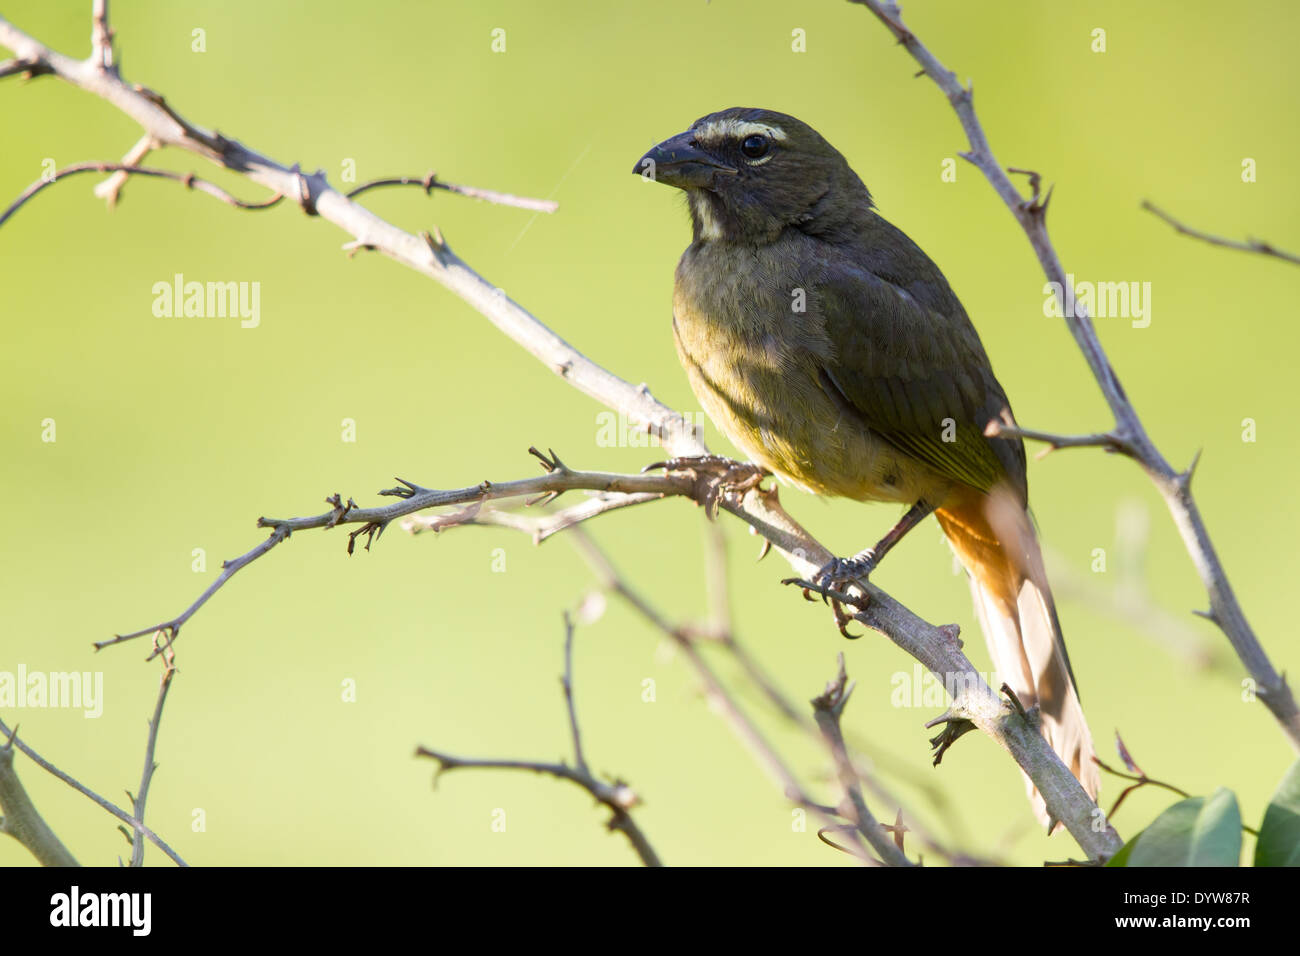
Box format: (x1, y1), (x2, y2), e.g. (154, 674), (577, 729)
(812, 499), (936, 589)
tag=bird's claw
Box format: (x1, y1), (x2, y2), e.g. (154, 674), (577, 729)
(781, 550), (877, 640)
(642, 455), (769, 518)
(810, 550), (878, 602)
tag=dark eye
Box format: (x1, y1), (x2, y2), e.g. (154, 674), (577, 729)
(740, 134), (769, 159)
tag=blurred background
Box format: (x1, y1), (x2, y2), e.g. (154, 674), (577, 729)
(2, 0), (1297, 866)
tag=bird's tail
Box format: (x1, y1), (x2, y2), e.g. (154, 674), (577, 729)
(935, 484), (1099, 830)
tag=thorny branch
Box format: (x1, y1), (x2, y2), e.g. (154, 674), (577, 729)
(1, 3), (1130, 861)
(0, 717), (187, 867)
(97, 450), (695, 659)
(851, 0), (1300, 752)
(0, 161), (284, 227)
(564, 530), (878, 864)
(345, 170), (559, 212)
(416, 616), (661, 867)
(127, 641), (177, 866)
(812, 655), (915, 866)
(1142, 201), (1300, 267)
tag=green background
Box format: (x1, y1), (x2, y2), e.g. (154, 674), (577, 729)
(2, 0), (1296, 866)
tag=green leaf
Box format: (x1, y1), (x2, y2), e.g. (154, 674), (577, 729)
(1255, 760), (1300, 867)
(1126, 788), (1241, 867)
(1104, 830), (1142, 867)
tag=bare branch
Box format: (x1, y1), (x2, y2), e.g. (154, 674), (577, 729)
(100, 458), (692, 657)
(445, 508), (993, 863)
(0, 161), (283, 228)
(416, 617), (661, 866)
(93, 134), (156, 207)
(1, 9), (1128, 860)
(128, 641), (177, 866)
(345, 170), (558, 212)
(403, 491), (664, 543)
(811, 655), (916, 866)
(984, 420), (1135, 460)
(1142, 201), (1300, 267)
(560, 612), (587, 773)
(0, 56), (49, 78)
(850, 0), (1300, 753)
(90, 0), (114, 73)
(0, 718), (186, 866)
(0, 726), (79, 866)
(0, 13), (704, 458)
(569, 529), (894, 864)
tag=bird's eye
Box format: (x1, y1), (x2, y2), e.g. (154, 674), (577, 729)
(740, 134), (769, 159)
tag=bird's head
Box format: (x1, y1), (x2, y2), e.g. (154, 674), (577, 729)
(634, 107), (873, 244)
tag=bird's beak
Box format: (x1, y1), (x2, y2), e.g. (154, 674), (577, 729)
(633, 130), (737, 188)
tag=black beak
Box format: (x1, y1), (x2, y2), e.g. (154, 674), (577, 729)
(633, 130), (737, 188)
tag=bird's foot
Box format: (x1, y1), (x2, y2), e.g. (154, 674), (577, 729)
(642, 455), (769, 517)
(781, 549), (877, 640)
(811, 549), (878, 594)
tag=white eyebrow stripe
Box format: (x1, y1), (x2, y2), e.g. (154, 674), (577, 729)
(693, 119), (788, 145)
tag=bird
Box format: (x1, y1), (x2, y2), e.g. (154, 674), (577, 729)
(634, 107), (1099, 825)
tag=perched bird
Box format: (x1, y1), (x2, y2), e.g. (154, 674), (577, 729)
(634, 107), (1098, 824)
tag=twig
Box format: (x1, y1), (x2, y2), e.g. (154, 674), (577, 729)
(93, 134), (156, 207)
(778, 565), (1120, 859)
(850, 0), (1300, 753)
(403, 491), (663, 543)
(99, 525), (291, 656)
(0, 718), (187, 866)
(0, 13), (704, 457)
(0, 55), (50, 79)
(0, 161), (283, 228)
(448, 506), (991, 863)
(416, 617), (661, 866)
(345, 170), (558, 212)
(561, 612), (586, 772)
(811, 654), (916, 866)
(1142, 201), (1300, 267)
(984, 420), (1132, 459)
(100, 457), (692, 658)
(416, 748), (661, 865)
(90, 0), (114, 73)
(569, 528), (888, 864)
(128, 641), (177, 866)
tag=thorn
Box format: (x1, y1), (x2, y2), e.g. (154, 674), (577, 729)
(421, 228), (446, 254)
(923, 708), (957, 731)
(527, 445), (551, 471)
(1192, 607), (1217, 623)
(1000, 682), (1028, 720)
(546, 447), (570, 474)
(755, 537), (772, 562)
(342, 239), (375, 258)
